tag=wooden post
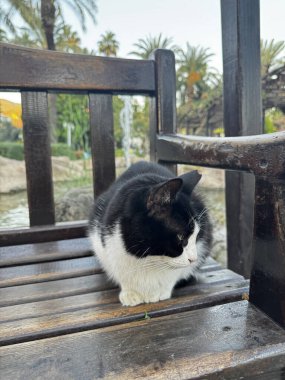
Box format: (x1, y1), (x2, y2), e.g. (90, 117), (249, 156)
(150, 49), (177, 174)
(250, 177), (285, 328)
(89, 94), (116, 198)
(22, 91), (55, 226)
(221, 0), (262, 277)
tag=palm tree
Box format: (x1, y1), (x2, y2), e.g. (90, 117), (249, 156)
(130, 33), (177, 59)
(1, 0), (97, 50)
(55, 24), (82, 53)
(261, 39), (285, 76)
(177, 43), (219, 105)
(97, 31), (119, 57)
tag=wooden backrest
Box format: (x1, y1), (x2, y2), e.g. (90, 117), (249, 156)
(0, 44), (176, 245)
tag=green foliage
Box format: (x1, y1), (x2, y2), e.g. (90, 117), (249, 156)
(0, 141), (78, 160)
(0, 142), (24, 160)
(261, 39), (285, 76)
(56, 94), (90, 152)
(264, 108), (282, 133)
(113, 96), (124, 149)
(51, 143), (76, 159)
(129, 33), (177, 59)
(132, 98), (149, 156)
(98, 31), (119, 57)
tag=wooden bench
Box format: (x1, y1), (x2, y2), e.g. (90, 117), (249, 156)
(1, 4), (285, 379)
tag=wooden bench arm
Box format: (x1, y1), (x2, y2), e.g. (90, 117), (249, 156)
(157, 132), (285, 178)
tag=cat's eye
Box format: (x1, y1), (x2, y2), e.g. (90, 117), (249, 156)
(177, 235), (188, 248)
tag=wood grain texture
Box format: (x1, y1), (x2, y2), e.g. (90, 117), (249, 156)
(0, 284), (248, 346)
(0, 238), (92, 267)
(250, 177), (285, 328)
(22, 92), (55, 226)
(0, 273), (115, 307)
(0, 222), (87, 247)
(156, 132), (285, 177)
(0, 269), (236, 306)
(0, 280), (248, 324)
(0, 256), (102, 288)
(1, 301), (285, 379)
(89, 94), (116, 197)
(151, 49), (177, 174)
(221, 0), (262, 278)
(0, 43), (155, 93)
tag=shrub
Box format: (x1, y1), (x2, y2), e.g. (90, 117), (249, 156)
(51, 144), (76, 159)
(0, 142), (24, 160)
(0, 142), (76, 160)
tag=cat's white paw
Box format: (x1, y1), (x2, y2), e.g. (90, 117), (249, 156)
(159, 290), (172, 301)
(119, 290), (144, 306)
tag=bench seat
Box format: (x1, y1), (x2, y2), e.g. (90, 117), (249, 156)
(1, 238), (285, 379)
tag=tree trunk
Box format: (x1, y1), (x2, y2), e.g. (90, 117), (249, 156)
(41, 0), (57, 142)
(41, 0), (56, 50)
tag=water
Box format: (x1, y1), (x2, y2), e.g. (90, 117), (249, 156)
(0, 178), (92, 229)
(0, 192), (29, 228)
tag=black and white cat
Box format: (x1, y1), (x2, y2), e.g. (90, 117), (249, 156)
(89, 161), (212, 306)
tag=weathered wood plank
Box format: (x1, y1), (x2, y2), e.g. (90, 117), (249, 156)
(0, 273), (114, 307)
(250, 177), (285, 328)
(150, 49), (177, 174)
(0, 256), (102, 288)
(221, 0), (262, 278)
(0, 222), (87, 247)
(0, 43), (155, 93)
(0, 280), (248, 324)
(0, 284), (248, 345)
(89, 94), (116, 197)
(1, 301), (285, 379)
(22, 92), (55, 226)
(156, 132), (285, 177)
(0, 266), (240, 307)
(0, 238), (92, 267)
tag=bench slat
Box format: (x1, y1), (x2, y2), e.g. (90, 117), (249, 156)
(0, 257), (102, 288)
(0, 284), (248, 345)
(0, 238), (92, 267)
(89, 94), (116, 197)
(1, 301), (285, 379)
(22, 91), (55, 226)
(0, 266), (243, 307)
(0, 280), (248, 323)
(0, 43), (155, 93)
(0, 222), (87, 247)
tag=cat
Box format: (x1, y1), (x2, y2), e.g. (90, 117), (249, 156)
(88, 161), (212, 306)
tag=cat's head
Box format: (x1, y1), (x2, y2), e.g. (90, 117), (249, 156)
(121, 170), (208, 268)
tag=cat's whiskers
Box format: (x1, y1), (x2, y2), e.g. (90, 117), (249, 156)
(119, 260), (172, 277)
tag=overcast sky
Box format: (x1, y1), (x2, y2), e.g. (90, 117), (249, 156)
(1, 0), (284, 103)
(73, 0), (285, 71)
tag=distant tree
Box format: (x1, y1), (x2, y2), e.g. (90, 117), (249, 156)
(261, 39), (285, 76)
(97, 31), (119, 57)
(130, 33), (177, 59)
(55, 24), (83, 53)
(177, 44), (219, 105)
(1, 0), (97, 50)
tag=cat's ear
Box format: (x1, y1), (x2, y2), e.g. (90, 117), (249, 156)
(179, 170), (202, 195)
(147, 178), (182, 211)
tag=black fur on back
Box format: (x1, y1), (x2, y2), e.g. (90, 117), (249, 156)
(89, 161), (212, 260)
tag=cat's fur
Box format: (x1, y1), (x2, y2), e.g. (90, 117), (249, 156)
(89, 161), (212, 306)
